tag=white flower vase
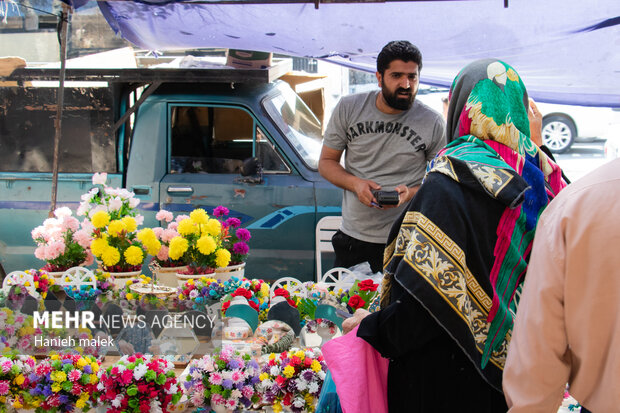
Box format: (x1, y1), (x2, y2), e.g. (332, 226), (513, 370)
(176, 271), (215, 287)
(317, 324), (332, 347)
(155, 265), (188, 287)
(108, 270), (142, 290)
(214, 262), (245, 281)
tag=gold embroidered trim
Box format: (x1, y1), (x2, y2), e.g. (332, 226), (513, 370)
(400, 211), (507, 368)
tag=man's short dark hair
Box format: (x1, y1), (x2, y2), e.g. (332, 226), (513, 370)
(377, 41), (423, 75)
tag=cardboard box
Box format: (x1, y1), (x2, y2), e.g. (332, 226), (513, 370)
(280, 72), (327, 127)
(226, 49), (272, 69)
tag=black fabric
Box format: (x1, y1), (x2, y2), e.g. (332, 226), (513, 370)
(358, 172), (509, 410)
(540, 144), (571, 184)
(331, 229), (384, 273)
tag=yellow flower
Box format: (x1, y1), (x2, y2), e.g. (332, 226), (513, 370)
(24, 281), (30, 287)
(12, 400), (22, 409)
(14, 374), (25, 385)
(52, 371), (67, 382)
(169, 237), (189, 260)
(197, 235), (216, 255)
(90, 238), (108, 258)
(137, 228), (156, 243)
(90, 373), (98, 384)
(126, 293), (135, 300)
(143, 238), (161, 256)
(102, 246), (121, 267)
(91, 211), (111, 229)
(122, 216), (137, 233)
(311, 360), (322, 373)
(259, 372), (269, 381)
(50, 354), (59, 360)
(124, 245), (144, 266)
(51, 383), (61, 393)
(272, 402), (283, 413)
(107, 219), (126, 236)
(34, 281), (39, 288)
(260, 283), (270, 297)
(190, 208), (209, 225)
(204, 219), (222, 237)
(269, 353), (276, 360)
(215, 248), (231, 268)
(282, 365), (295, 378)
(75, 399), (86, 409)
(77, 357), (88, 368)
(304, 393), (314, 405)
(177, 219), (196, 236)
(295, 350), (305, 360)
(91, 362), (99, 373)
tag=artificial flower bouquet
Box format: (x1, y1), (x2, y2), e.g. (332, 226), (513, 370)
(26, 354), (100, 413)
(31, 206), (93, 273)
(96, 353), (182, 413)
(257, 348), (327, 413)
(336, 279), (379, 313)
(177, 276), (249, 312)
(78, 172), (159, 272)
(213, 206), (252, 266)
(182, 345), (262, 411)
(168, 208), (231, 275)
(221, 279), (270, 320)
(0, 355), (37, 411)
(25, 268), (55, 299)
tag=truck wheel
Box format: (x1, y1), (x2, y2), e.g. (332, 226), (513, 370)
(542, 115), (576, 154)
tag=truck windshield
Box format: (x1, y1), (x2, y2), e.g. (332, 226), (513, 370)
(263, 82), (323, 170)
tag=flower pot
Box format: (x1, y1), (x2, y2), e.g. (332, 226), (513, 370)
(107, 270), (142, 289)
(176, 270), (215, 287)
(214, 262), (245, 281)
(155, 265), (188, 287)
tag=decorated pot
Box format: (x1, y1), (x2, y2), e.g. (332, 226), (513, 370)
(214, 262), (245, 281)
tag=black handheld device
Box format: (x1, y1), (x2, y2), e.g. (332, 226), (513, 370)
(372, 190), (399, 206)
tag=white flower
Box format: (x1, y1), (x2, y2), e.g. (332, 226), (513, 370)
(270, 366), (280, 376)
(133, 363), (148, 380)
(296, 380), (307, 391)
(150, 399), (163, 413)
(96, 382), (104, 391)
(129, 197), (141, 208)
(165, 383), (178, 395)
(231, 389), (242, 400)
(111, 394), (123, 408)
(318, 370), (326, 380)
(308, 382), (319, 394)
(92, 172), (107, 185)
(54, 207), (72, 218)
(135, 215), (144, 225)
(108, 197), (123, 212)
(76, 203), (88, 217)
(89, 204), (108, 217)
(293, 397), (305, 408)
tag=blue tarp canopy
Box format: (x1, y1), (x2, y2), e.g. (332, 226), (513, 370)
(87, 0), (619, 106)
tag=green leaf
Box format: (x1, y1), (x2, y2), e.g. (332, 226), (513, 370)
(128, 398), (138, 408)
(80, 374), (91, 385)
(61, 380), (73, 392)
(156, 373), (166, 385)
(145, 370), (156, 381)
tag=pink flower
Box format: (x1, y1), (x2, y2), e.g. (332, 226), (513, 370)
(83, 252), (95, 266)
(14, 315), (25, 324)
(45, 241), (66, 260)
(208, 372), (223, 385)
(92, 172), (107, 185)
(225, 217), (241, 228)
(1, 362), (11, 374)
(17, 337), (31, 350)
(232, 242), (249, 255)
(108, 197), (123, 212)
(54, 207), (73, 219)
(156, 210), (174, 222)
(0, 380), (10, 396)
(231, 370), (243, 383)
(190, 391), (204, 406)
(34, 246), (46, 260)
(157, 245), (170, 261)
(168, 221), (179, 231)
(152, 227), (164, 238)
(62, 216), (80, 232)
(161, 229), (178, 243)
(213, 206), (229, 218)
(175, 214), (190, 223)
(225, 399), (237, 410)
(236, 228), (251, 241)
(241, 385), (254, 399)
(73, 229), (92, 248)
(211, 394), (225, 406)
(68, 370), (82, 382)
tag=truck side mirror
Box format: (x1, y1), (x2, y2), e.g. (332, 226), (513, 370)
(240, 157), (259, 176)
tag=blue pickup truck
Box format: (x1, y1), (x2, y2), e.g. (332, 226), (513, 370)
(0, 63), (342, 281)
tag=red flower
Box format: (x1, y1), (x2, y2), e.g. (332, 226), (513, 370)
(358, 279), (378, 292)
(274, 288), (290, 298)
(348, 294), (366, 310)
(248, 300), (259, 312)
(222, 300), (231, 313)
(290, 356), (301, 366)
(286, 298), (298, 308)
(275, 375), (286, 386)
(232, 288), (252, 299)
(304, 357), (312, 367)
(283, 393), (292, 406)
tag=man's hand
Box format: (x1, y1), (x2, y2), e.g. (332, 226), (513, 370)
(528, 98), (543, 147)
(353, 178), (382, 208)
(342, 308), (371, 334)
(393, 184), (420, 207)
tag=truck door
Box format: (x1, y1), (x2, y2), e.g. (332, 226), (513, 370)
(160, 104), (316, 281)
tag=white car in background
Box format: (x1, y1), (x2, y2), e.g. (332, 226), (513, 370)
(415, 84), (620, 154)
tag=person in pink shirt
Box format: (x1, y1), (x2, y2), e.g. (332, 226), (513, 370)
(504, 158), (620, 413)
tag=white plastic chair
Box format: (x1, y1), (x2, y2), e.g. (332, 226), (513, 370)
(57, 267), (97, 289)
(320, 267), (353, 292)
(315, 216), (342, 282)
(269, 277), (308, 300)
(3, 270), (38, 298)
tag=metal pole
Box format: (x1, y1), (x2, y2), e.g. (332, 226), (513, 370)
(50, 2), (70, 217)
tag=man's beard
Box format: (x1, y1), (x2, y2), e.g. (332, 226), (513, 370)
(381, 82), (415, 111)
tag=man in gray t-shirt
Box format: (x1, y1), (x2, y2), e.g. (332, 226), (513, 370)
(319, 41), (446, 273)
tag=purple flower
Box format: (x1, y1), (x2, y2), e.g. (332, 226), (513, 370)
(213, 206), (229, 218)
(226, 217), (241, 228)
(302, 370), (315, 382)
(58, 395), (69, 404)
(42, 386), (53, 397)
(287, 379), (298, 393)
(227, 359), (241, 370)
(83, 365), (92, 374)
(222, 379), (233, 389)
(235, 228), (251, 241)
(232, 242), (249, 255)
